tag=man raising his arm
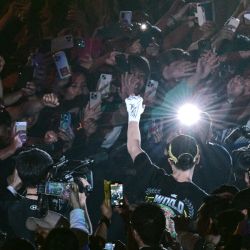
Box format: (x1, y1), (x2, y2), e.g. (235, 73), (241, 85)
(125, 95), (207, 237)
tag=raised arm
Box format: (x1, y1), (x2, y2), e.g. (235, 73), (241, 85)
(125, 95), (145, 162)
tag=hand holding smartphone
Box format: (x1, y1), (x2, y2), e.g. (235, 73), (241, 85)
(104, 181), (124, 207)
(110, 182), (124, 207)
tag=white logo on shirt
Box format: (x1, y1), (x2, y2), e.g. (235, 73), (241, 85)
(30, 205), (38, 211)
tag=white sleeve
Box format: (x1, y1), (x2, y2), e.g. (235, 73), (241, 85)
(70, 208), (89, 234)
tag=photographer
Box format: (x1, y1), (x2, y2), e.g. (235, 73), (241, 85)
(25, 179), (92, 249)
(3, 148), (53, 242)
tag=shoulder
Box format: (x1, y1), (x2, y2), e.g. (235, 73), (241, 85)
(207, 142), (232, 163)
(134, 152), (167, 173)
(190, 182), (208, 197)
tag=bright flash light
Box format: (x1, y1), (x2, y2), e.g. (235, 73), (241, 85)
(140, 23), (147, 31)
(177, 103), (201, 126)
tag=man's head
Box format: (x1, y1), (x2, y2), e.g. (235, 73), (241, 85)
(131, 203), (166, 247)
(0, 108), (12, 149)
(16, 148), (53, 188)
(166, 134), (200, 171)
(160, 48), (192, 81)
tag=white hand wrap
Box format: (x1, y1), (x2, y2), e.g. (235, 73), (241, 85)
(125, 95), (144, 122)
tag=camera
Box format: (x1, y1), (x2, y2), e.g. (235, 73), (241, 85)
(224, 126), (250, 145)
(233, 145), (250, 171)
(37, 157), (94, 214)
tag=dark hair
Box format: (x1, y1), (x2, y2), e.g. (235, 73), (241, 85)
(128, 55), (151, 83)
(1, 237), (35, 250)
(42, 228), (79, 250)
(16, 148), (53, 187)
(131, 203), (166, 246)
(160, 48), (192, 68)
(212, 185), (239, 196)
(168, 134), (199, 170)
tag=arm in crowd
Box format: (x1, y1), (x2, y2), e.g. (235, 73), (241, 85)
(163, 21), (195, 51)
(6, 93), (59, 121)
(126, 96), (144, 162)
(232, 0), (250, 17)
(0, 134), (22, 160)
(94, 202), (112, 242)
(155, 0), (187, 31)
(69, 180), (92, 235)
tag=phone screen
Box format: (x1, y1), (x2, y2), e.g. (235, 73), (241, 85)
(45, 182), (70, 197)
(110, 183), (124, 207)
(59, 113), (71, 131)
(15, 121), (27, 143)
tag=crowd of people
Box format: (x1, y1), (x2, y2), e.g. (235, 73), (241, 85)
(0, 0), (250, 249)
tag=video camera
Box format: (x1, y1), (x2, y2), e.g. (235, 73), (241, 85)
(37, 156), (94, 215)
(224, 126), (250, 145)
(233, 145), (250, 172)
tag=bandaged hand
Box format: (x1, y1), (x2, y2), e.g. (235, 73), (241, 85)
(125, 95), (144, 122)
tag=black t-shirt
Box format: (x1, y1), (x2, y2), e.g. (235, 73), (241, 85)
(8, 198), (41, 242)
(133, 152), (207, 236)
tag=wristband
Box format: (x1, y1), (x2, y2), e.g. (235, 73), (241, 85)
(125, 95), (144, 122)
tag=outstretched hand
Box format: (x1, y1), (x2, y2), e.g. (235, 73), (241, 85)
(120, 72), (140, 100)
(125, 95), (145, 122)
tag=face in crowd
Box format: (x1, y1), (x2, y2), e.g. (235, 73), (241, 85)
(63, 72), (89, 101)
(130, 67), (147, 95)
(227, 75), (245, 101)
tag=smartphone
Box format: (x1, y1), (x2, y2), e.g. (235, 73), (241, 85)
(89, 91), (101, 108)
(144, 80), (158, 99)
(225, 17), (240, 32)
(110, 182), (124, 207)
(15, 121), (27, 144)
(59, 112), (71, 131)
(244, 13), (250, 25)
(45, 182), (71, 197)
(195, 1), (214, 26)
(97, 74), (112, 98)
(53, 51), (71, 79)
(51, 35), (74, 53)
(119, 11), (132, 26)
